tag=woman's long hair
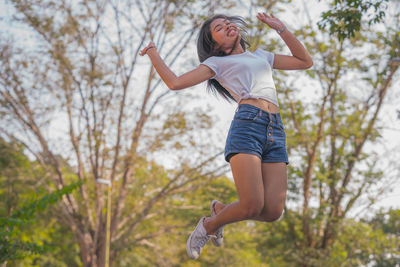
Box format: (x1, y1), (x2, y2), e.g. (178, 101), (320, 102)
(197, 14), (250, 102)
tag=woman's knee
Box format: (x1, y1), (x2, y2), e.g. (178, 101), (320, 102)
(240, 199), (264, 218)
(260, 207), (284, 222)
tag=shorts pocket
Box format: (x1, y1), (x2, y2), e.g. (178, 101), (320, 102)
(233, 110), (258, 122)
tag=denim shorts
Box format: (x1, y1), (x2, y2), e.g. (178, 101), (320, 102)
(224, 104), (289, 164)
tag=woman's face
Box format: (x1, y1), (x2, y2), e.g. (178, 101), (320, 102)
(210, 18), (240, 54)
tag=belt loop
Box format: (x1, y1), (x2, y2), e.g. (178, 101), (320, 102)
(268, 112), (272, 122)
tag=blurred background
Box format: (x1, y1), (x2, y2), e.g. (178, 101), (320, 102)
(1, 0), (399, 266)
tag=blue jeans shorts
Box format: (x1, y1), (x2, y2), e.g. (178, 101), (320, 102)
(224, 104), (289, 164)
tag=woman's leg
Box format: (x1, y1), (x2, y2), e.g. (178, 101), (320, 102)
(212, 162), (287, 222)
(203, 153), (264, 235)
(256, 162), (287, 221)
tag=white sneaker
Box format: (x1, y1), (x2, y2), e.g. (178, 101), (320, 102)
(186, 217), (216, 259)
(210, 200), (224, 247)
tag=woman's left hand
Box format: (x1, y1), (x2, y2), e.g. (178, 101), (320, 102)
(140, 42), (156, 56)
(256, 12), (285, 31)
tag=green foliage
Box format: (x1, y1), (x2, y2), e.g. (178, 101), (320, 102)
(367, 209), (400, 266)
(318, 0), (389, 40)
(370, 209), (400, 236)
(0, 182), (80, 262)
(252, 210), (400, 266)
(113, 174), (241, 266)
(0, 139), (82, 266)
(0, 139), (81, 264)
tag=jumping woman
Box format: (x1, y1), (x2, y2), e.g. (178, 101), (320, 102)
(140, 13), (312, 260)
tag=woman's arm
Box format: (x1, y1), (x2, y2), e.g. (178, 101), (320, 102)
(140, 43), (215, 90)
(256, 13), (313, 70)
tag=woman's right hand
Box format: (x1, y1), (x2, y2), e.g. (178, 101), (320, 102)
(140, 42), (156, 56)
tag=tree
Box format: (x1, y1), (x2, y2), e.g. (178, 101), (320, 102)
(0, 138), (81, 266)
(318, 0), (389, 40)
(0, 181), (80, 264)
(0, 0), (235, 265)
(250, 0), (400, 265)
(367, 209), (400, 266)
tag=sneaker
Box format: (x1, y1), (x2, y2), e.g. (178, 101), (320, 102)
(186, 217), (216, 259)
(210, 200), (224, 247)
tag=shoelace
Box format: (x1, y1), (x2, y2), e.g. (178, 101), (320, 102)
(215, 228), (223, 238)
(193, 235), (209, 252)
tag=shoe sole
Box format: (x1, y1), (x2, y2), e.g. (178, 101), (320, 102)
(186, 217), (205, 260)
(186, 231), (198, 259)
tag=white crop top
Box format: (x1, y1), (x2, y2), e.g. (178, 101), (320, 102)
(201, 49), (278, 106)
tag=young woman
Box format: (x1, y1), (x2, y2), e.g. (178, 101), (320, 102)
(140, 13), (312, 260)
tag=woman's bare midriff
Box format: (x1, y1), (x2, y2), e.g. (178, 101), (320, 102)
(239, 98), (279, 113)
